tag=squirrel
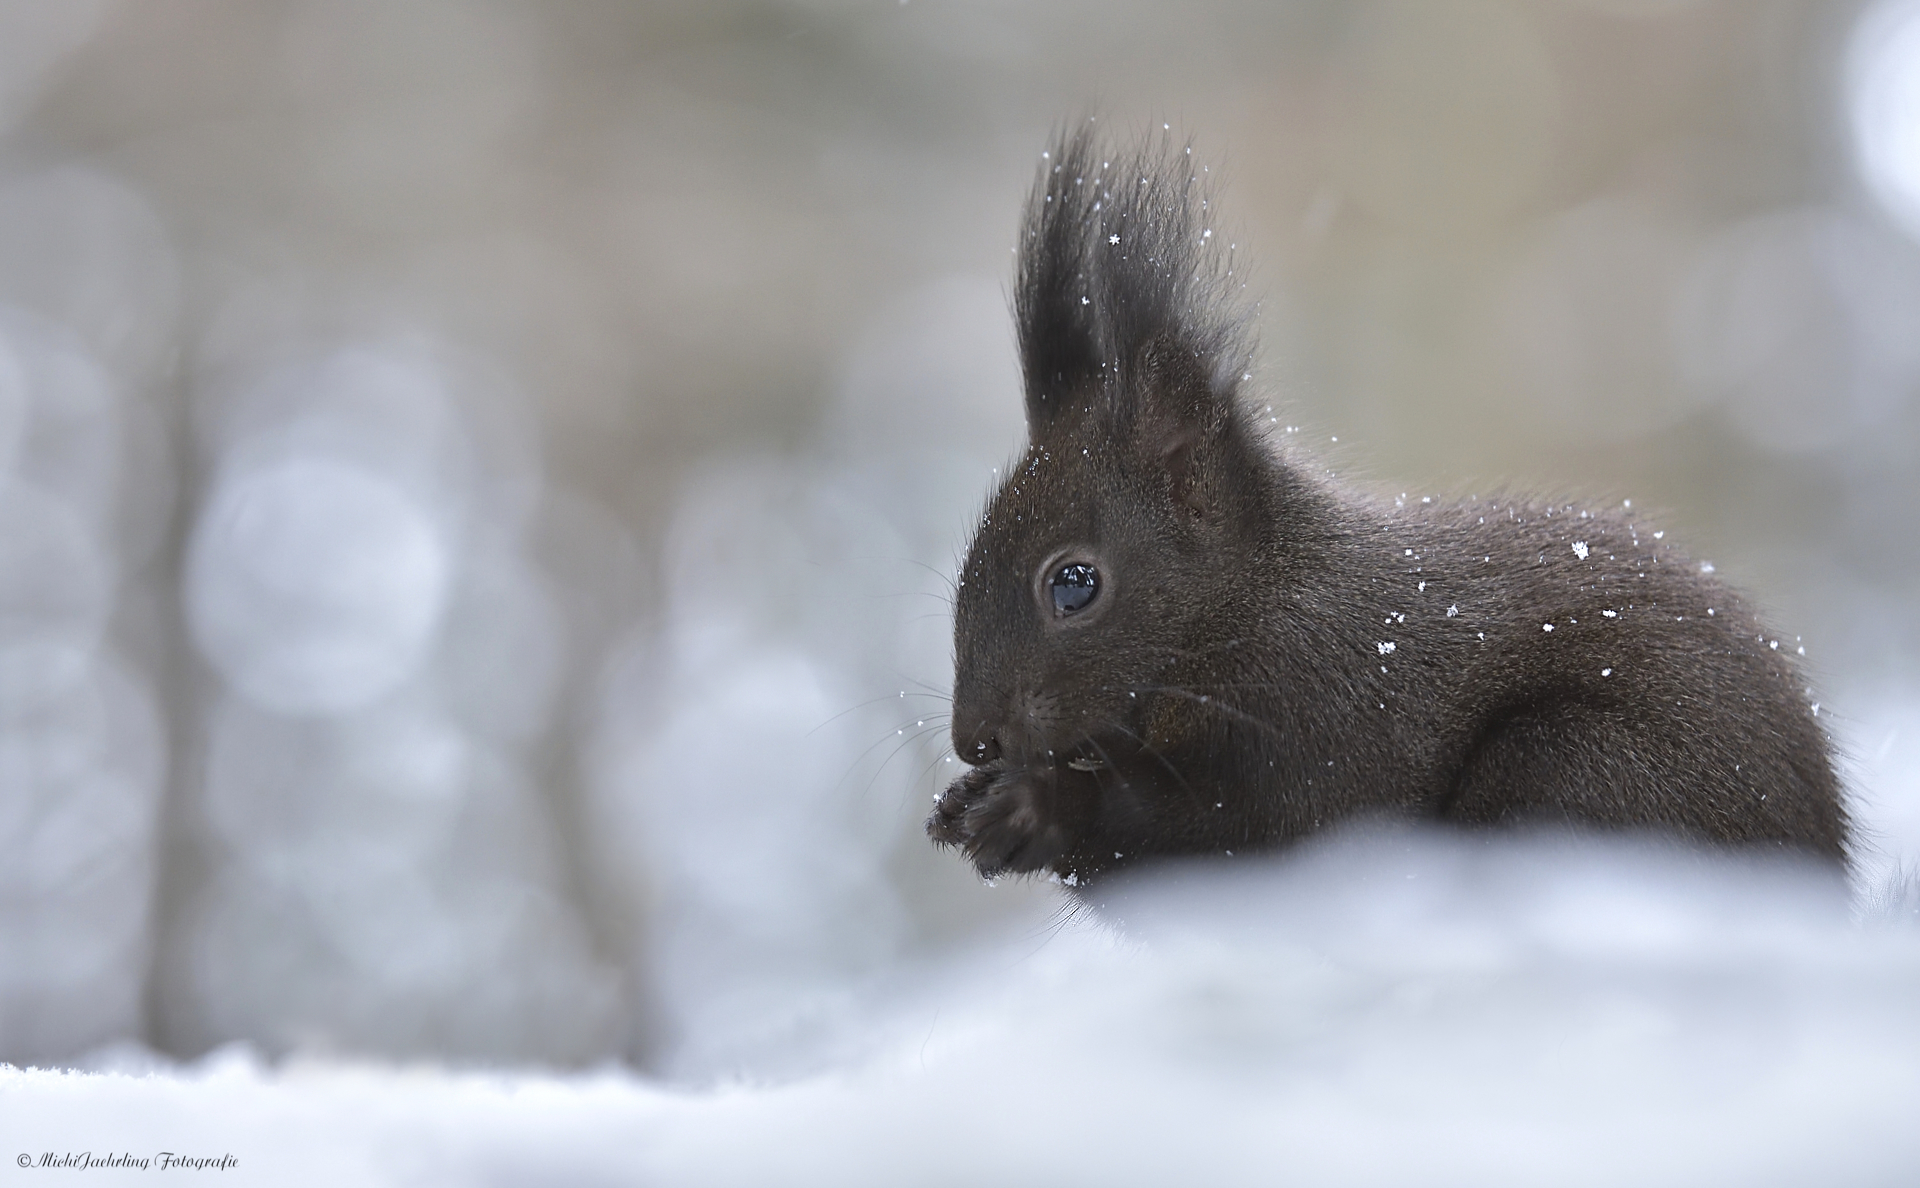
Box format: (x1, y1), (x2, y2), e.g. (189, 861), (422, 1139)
(925, 125), (1848, 885)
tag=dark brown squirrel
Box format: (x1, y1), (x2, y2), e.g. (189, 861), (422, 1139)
(926, 125), (1848, 885)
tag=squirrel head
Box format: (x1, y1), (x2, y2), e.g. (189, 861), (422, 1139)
(950, 125), (1270, 778)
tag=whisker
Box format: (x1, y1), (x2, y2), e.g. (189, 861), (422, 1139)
(867, 589), (958, 608)
(1081, 729), (1203, 824)
(840, 714), (953, 785)
(1079, 732), (1120, 800)
(1011, 895), (1091, 961)
(903, 748), (962, 812)
(1128, 684), (1288, 742)
(897, 555), (960, 599)
(858, 721), (954, 801)
(888, 671), (955, 701)
(810, 693), (949, 737)
(1101, 719), (1205, 811)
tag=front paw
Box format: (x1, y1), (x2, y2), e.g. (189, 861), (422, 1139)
(927, 763), (997, 848)
(926, 765), (1069, 878)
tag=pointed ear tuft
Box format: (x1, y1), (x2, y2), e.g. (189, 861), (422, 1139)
(1012, 122), (1254, 452)
(1015, 127), (1103, 438)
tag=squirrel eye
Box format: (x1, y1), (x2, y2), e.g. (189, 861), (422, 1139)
(1049, 563), (1100, 616)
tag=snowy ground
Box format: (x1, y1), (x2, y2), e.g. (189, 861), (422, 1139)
(6, 829), (1918, 1188)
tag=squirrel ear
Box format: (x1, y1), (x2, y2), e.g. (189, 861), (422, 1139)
(1024, 374), (1092, 439)
(1129, 338), (1222, 516)
(1013, 124), (1253, 467)
(1016, 142), (1104, 439)
(1158, 423), (1208, 516)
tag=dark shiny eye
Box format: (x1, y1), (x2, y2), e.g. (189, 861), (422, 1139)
(1049, 563), (1100, 616)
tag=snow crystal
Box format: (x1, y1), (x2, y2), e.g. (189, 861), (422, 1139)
(1377, 642), (1396, 655)
(1447, 605), (1459, 617)
(1602, 668), (1612, 676)
(1543, 624), (1555, 632)
(1572, 542), (1589, 560)
(1602, 610), (1618, 618)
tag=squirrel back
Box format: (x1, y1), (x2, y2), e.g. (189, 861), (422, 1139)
(927, 125), (1847, 884)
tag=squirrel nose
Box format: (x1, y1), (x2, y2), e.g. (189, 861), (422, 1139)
(956, 727), (1002, 765)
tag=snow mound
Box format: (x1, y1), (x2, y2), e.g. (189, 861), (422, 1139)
(5, 830), (1918, 1187)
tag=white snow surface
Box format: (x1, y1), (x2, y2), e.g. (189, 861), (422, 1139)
(6, 829), (1919, 1187)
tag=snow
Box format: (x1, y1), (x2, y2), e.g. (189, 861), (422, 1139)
(4, 830), (1917, 1187)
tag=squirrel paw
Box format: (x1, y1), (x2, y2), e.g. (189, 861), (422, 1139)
(925, 763), (996, 848)
(926, 763), (1069, 877)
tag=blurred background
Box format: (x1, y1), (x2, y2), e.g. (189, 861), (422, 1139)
(0, 0), (1918, 1078)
